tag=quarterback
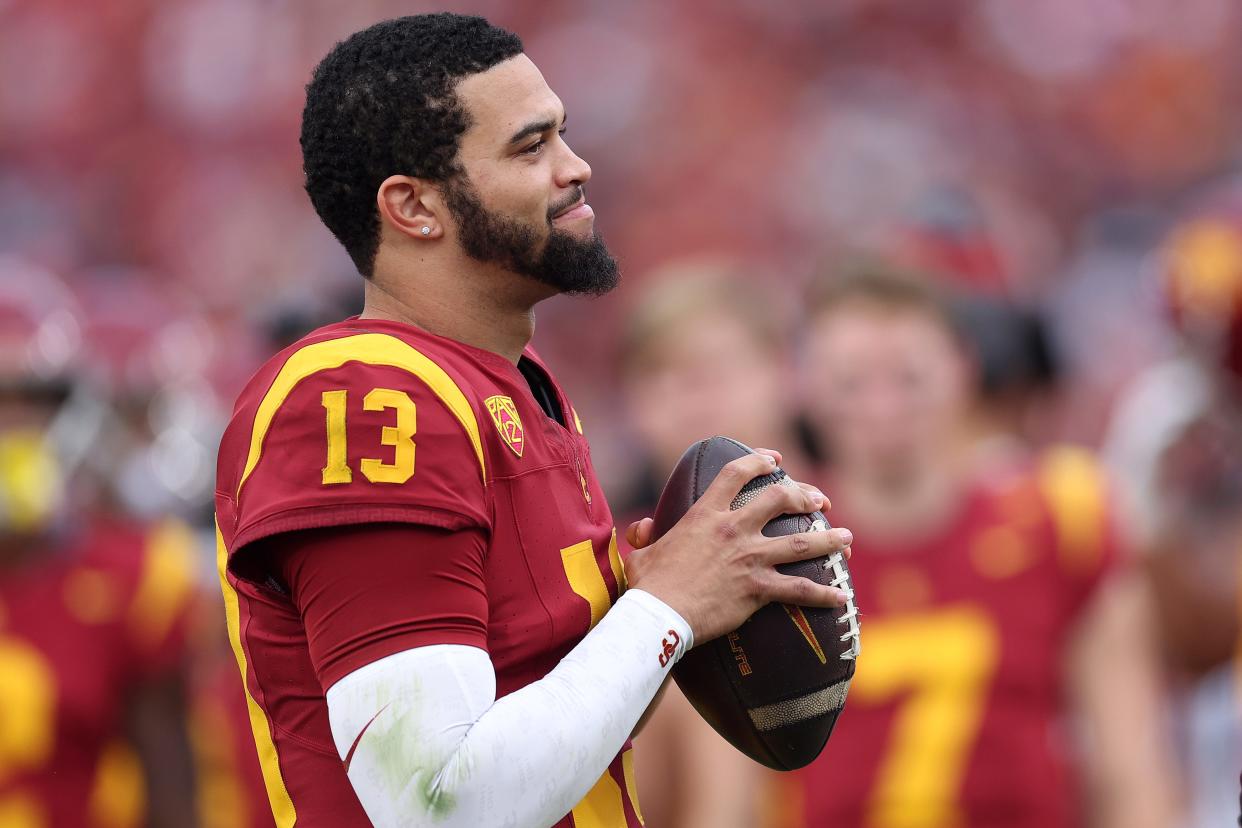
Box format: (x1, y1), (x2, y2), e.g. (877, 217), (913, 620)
(214, 13), (853, 828)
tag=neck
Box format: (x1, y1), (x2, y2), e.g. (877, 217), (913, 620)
(362, 247), (553, 364)
(831, 450), (970, 541)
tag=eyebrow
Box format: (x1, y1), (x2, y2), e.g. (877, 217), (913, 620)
(507, 112), (566, 146)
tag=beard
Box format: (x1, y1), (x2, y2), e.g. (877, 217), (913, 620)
(441, 175), (620, 297)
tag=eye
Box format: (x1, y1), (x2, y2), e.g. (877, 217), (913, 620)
(519, 126), (566, 157)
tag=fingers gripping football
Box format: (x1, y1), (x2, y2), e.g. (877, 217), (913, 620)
(699, 453), (782, 511)
(627, 453), (852, 645)
(736, 476), (824, 532)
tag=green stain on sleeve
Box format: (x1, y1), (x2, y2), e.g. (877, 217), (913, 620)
(361, 693), (461, 820)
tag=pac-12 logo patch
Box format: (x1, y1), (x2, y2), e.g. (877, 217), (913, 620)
(485, 395), (525, 457)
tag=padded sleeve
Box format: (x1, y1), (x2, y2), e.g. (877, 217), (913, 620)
(325, 590), (692, 828)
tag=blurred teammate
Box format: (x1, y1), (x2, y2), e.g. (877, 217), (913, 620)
(783, 267), (1177, 828)
(613, 259), (813, 516)
(68, 267), (226, 527)
(1104, 190), (1242, 827)
(58, 268), (277, 827)
(214, 14), (851, 827)
(0, 261), (200, 827)
(614, 262), (813, 828)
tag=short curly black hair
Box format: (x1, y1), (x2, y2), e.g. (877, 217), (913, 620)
(300, 14), (523, 276)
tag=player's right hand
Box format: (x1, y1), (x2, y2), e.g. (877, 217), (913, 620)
(624, 451), (853, 645)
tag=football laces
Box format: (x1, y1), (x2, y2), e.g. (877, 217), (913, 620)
(810, 518), (861, 660)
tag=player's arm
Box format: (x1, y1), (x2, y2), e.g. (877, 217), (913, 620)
(272, 454), (849, 828)
(1037, 449), (1181, 828)
(1065, 568), (1181, 828)
(127, 676), (200, 828)
(268, 521), (691, 828)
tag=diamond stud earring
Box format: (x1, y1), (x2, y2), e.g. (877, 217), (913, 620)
(420, 226), (431, 236)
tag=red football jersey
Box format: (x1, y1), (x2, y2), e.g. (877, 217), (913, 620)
(214, 318), (643, 827)
(780, 448), (1122, 828)
(0, 517), (198, 828)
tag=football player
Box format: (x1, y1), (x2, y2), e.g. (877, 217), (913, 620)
(0, 260), (201, 827)
(783, 266), (1178, 828)
(214, 14), (853, 828)
(1104, 189), (1242, 827)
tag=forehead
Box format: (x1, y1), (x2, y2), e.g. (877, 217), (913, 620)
(454, 54), (561, 145)
(812, 304), (957, 358)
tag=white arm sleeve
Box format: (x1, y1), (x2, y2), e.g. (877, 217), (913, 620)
(325, 589), (692, 828)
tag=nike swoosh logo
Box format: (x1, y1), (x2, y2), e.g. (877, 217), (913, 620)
(783, 604), (828, 664)
(343, 703), (391, 774)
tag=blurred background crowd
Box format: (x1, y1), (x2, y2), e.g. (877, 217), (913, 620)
(2, 0), (1241, 826)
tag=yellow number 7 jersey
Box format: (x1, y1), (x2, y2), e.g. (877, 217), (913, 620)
(782, 449), (1120, 828)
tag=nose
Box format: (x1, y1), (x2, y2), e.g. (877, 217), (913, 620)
(555, 140), (591, 189)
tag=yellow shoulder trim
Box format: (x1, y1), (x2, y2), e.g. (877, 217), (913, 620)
(236, 333), (485, 497)
(216, 521), (297, 828)
(1035, 446), (1107, 573)
(127, 518), (196, 651)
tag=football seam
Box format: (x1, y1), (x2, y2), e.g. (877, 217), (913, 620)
(691, 439), (710, 501)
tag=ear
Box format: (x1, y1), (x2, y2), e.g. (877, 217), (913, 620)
(377, 175), (444, 241)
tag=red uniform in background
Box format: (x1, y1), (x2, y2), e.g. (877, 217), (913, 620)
(781, 448), (1122, 828)
(190, 655), (277, 828)
(0, 517), (197, 828)
(214, 317), (642, 827)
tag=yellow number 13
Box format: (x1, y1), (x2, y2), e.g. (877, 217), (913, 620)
(321, 388), (416, 485)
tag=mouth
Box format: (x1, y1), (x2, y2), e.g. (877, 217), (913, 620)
(551, 192), (594, 223)
(553, 201), (594, 223)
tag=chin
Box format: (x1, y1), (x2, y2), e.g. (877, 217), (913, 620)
(863, 451), (920, 487)
(552, 221), (595, 240)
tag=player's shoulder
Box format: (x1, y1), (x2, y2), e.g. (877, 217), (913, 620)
(58, 516), (199, 632)
(976, 444), (1117, 573)
(216, 318), (496, 553)
(74, 516), (198, 580)
(975, 444), (1109, 508)
(221, 318), (492, 475)
(230, 317), (489, 414)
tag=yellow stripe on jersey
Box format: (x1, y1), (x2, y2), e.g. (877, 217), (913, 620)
(128, 518), (196, 652)
(571, 764), (629, 827)
(1035, 446), (1107, 573)
(87, 740), (144, 828)
(561, 540), (612, 629)
(215, 521), (297, 828)
(236, 333), (485, 497)
(607, 529), (627, 595)
(190, 697), (248, 828)
(620, 748), (644, 825)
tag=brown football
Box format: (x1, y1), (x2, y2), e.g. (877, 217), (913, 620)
(650, 436), (860, 771)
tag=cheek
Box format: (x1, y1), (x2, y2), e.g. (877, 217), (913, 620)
(911, 356), (968, 417)
(466, 163), (548, 223)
